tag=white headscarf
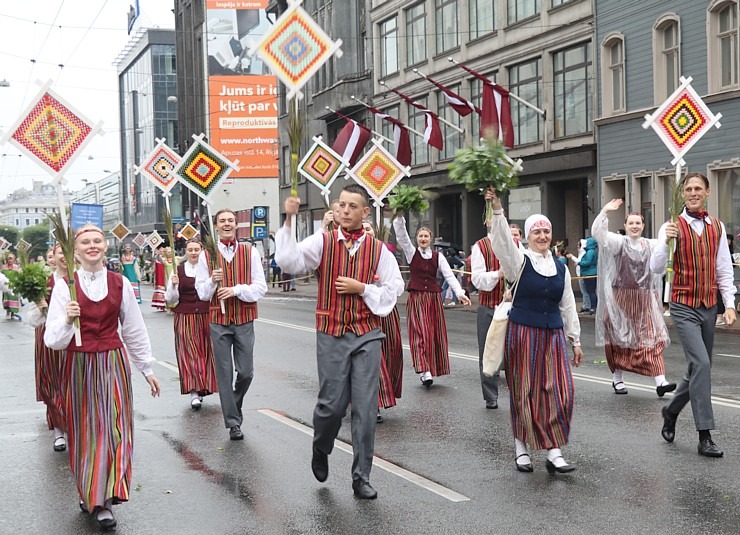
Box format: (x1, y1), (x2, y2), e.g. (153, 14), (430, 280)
(524, 214), (552, 239)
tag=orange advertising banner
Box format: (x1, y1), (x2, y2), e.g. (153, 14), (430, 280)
(206, 1), (267, 9)
(208, 75), (278, 178)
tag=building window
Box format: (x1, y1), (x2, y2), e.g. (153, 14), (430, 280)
(508, 0), (540, 25)
(708, 1), (739, 91)
(509, 58), (542, 144)
(281, 146), (291, 186)
(601, 34), (625, 115)
(379, 106), (400, 155)
(553, 42), (592, 138)
(409, 97), (430, 165)
(715, 165), (740, 236)
(435, 0), (459, 54)
(653, 16), (680, 104)
(25, 218), (30, 227)
(34, 218), (39, 225)
(15, 219), (19, 226)
(406, 4), (427, 67)
(551, 0), (572, 6)
(438, 87), (462, 160)
(379, 17), (399, 77)
(469, 0), (495, 40)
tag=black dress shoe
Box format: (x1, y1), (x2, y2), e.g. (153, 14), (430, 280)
(96, 508), (117, 531)
(53, 436), (66, 452)
(376, 412), (383, 424)
(661, 406), (677, 443)
(656, 382), (677, 397)
(515, 454), (533, 473)
(229, 425), (244, 440)
(352, 479), (378, 499)
(485, 400), (498, 409)
(79, 501), (89, 514)
(545, 458), (576, 474)
(311, 448), (329, 482)
(698, 438), (724, 458)
(612, 382), (628, 395)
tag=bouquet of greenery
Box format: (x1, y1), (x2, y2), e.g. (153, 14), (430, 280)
(388, 184), (431, 215)
(448, 137), (520, 222)
(5, 261), (50, 306)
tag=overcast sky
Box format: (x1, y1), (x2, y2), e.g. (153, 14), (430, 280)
(0, 0), (174, 200)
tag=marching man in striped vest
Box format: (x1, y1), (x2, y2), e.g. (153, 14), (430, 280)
(195, 209), (267, 441)
(275, 184), (404, 499)
(651, 173), (736, 458)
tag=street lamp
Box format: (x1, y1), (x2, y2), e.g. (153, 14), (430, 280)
(0, 80), (9, 88)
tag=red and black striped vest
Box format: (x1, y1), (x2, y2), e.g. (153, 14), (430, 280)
(671, 216), (723, 308)
(67, 270), (123, 353)
(206, 244), (258, 325)
(316, 230), (383, 336)
(476, 237), (504, 308)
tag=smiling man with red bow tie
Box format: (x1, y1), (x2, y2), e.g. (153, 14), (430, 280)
(195, 208), (267, 441)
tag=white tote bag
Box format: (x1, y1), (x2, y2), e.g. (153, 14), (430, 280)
(482, 263), (524, 377)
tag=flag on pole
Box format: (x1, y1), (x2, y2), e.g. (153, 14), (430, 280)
(383, 86), (444, 151)
(424, 76), (481, 117)
(331, 114), (372, 166)
(454, 63), (515, 148)
(365, 106), (413, 167)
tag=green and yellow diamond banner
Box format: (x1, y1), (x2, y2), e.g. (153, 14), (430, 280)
(642, 76), (721, 166)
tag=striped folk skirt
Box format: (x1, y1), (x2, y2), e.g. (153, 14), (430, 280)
(65, 348), (134, 511)
(34, 325), (66, 430)
(505, 322), (574, 450)
(131, 282), (142, 305)
(407, 291), (450, 377)
(378, 354), (396, 409)
(3, 291), (20, 313)
(604, 287), (666, 377)
(380, 307), (403, 399)
(151, 287), (166, 310)
(173, 312), (218, 396)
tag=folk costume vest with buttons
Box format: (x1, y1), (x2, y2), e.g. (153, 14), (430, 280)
(174, 263), (210, 315)
(671, 215), (723, 308)
(476, 237), (504, 308)
(206, 244), (257, 326)
(407, 249), (442, 293)
(316, 230), (383, 337)
(509, 256), (566, 329)
(67, 270), (123, 353)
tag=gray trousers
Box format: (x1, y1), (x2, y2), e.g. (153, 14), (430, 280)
(313, 328), (384, 483)
(476, 305), (499, 402)
(210, 322), (255, 428)
(666, 303), (716, 430)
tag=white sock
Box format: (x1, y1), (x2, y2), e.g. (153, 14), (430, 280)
(547, 448), (567, 467)
(53, 427), (65, 440)
(654, 375), (667, 386)
(612, 370), (624, 385)
(515, 439), (530, 463)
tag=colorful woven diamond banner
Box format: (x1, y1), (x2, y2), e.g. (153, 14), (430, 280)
(0, 237), (10, 253)
(0, 80), (103, 184)
(134, 138), (181, 195)
(172, 134), (241, 202)
(15, 239), (31, 253)
(346, 139), (411, 206)
(132, 232), (147, 249)
(298, 136), (348, 195)
(642, 76), (721, 166)
(145, 231), (164, 250)
(247, 0), (343, 100)
(179, 223), (199, 241)
(110, 222), (131, 242)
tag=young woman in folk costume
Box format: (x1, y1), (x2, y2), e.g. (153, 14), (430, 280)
(44, 224), (161, 530)
(392, 215), (471, 387)
(592, 199), (675, 397)
(362, 220), (404, 423)
(121, 244), (142, 304)
(2, 252), (21, 320)
(151, 246), (167, 311)
(166, 238), (218, 410)
(26, 244), (70, 452)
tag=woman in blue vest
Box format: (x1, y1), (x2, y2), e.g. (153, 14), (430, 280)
(487, 189), (583, 474)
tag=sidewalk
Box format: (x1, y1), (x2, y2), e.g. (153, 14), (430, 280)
(264, 277), (740, 335)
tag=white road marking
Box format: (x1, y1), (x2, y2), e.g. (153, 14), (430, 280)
(258, 409), (470, 503)
(256, 317), (740, 409)
(157, 360), (180, 374)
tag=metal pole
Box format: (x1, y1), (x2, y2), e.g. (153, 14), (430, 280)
(350, 95), (426, 139)
(379, 81), (465, 134)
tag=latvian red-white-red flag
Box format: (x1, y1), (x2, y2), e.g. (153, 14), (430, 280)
(424, 75), (480, 117)
(454, 63), (515, 148)
(331, 114), (372, 166)
(384, 86), (444, 151)
(366, 105), (413, 167)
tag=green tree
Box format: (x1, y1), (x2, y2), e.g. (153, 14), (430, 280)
(0, 225), (20, 250)
(22, 221), (51, 259)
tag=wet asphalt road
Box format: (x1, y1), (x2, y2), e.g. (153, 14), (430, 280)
(2, 283), (740, 534)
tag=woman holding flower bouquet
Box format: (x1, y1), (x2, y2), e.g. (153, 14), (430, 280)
(393, 215), (471, 387)
(2, 252), (21, 320)
(487, 189), (582, 474)
(44, 224), (161, 530)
